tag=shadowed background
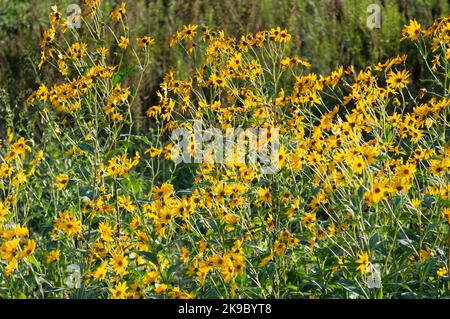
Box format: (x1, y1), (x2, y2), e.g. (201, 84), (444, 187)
(0, 0), (448, 136)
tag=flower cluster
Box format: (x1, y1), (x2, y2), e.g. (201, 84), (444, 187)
(1, 1), (448, 299)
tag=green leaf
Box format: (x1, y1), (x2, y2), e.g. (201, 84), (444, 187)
(111, 67), (135, 87)
(335, 279), (364, 296)
(28, 255), (41, 271)
(137, 251), (158, 265)
(122, 176), (142, 194)
(131, 135), (152, 146)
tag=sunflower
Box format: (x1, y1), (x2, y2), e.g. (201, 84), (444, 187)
(91, 261), (108, 281)
(387, 70), (410, 90)
(401, 19), (421, 41)
(110, 2), (127, 22)
(255, 187), (272, 206)
(118, 36), (129, 49)
(109, 281), (129, 299)
(117, 195), (136, 212)
(437, 267), (449, 277)
(110, 252), (129, 276)
(429, 159), (446, 176)
(356, 251), (369, 274)
(55, 173), (69, 190)
(351, 156), (366, 175)
(137, 35), (155, 48)
(395, 163), (416, 180)
(366, 182), (388, 204)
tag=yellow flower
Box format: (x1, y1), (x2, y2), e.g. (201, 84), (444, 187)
(1, 238), (20, 261)
(442, 208), (450, 225)
(13, 224), (29, 238)
(137, 35), (155, 48)
(85, 0), (101, 9)
(106, 153), (139, 178)
(0, 162), (14, 179)
(356, 251), (369, 274)
(437, 267), (448, 277)
(391, 177), (411, 194)
(36, 84), (48, 102)
(143, 271), (159, 285)
(98, 222), (114, 242)
(0, 201), (9, 222)
(301, 212), (316, 230)
(111, 112), (124, 123)
(365, 182), (388, 204)
(6, 137), (31, 163)
(5, 257), (18, 276)
(55, 173), (69, 190)
(350, 156), (366, 175)
(180, 24), (198, 40)
(429, 159), (446, 177)
(386, 70), (410, 90)
(42, 27), (56, 46)
(118, 36), (129, 49)
(19, 239), (36, 259)
(66, 42), (87, 61)
(58, 59), (69, 75)
(155, 283), (168, 294)
(95, 47), (109, 58)
(12, 170), (27, 186)
(152, 183), (175, 200)
(260, 252), (274, 266)
(50, 5), (62, 28)
(411, 198), (421, 208)
(227, 53), (243, 70)
(402, 19), (421, 41)
(419, 246), (433, 261)
(270, 27), (291, 42)
(181, 247), (190, 264)
(277, 146), (287, 168)
(209, 73), (227, 88)
(53, 211), (82, 237)
(395, 163), (416, 180)
(274, 240), (286, 256)
(45, 249), (60, 264)
(144, 146), (162, 158)
(109, 281), (129, 299)
(110, 2), (127, 22)
(117, 195), (136, 212)
(110, 252), (129, 276)
(255, 187), (272, 206)
(92, 260), (108, 281)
